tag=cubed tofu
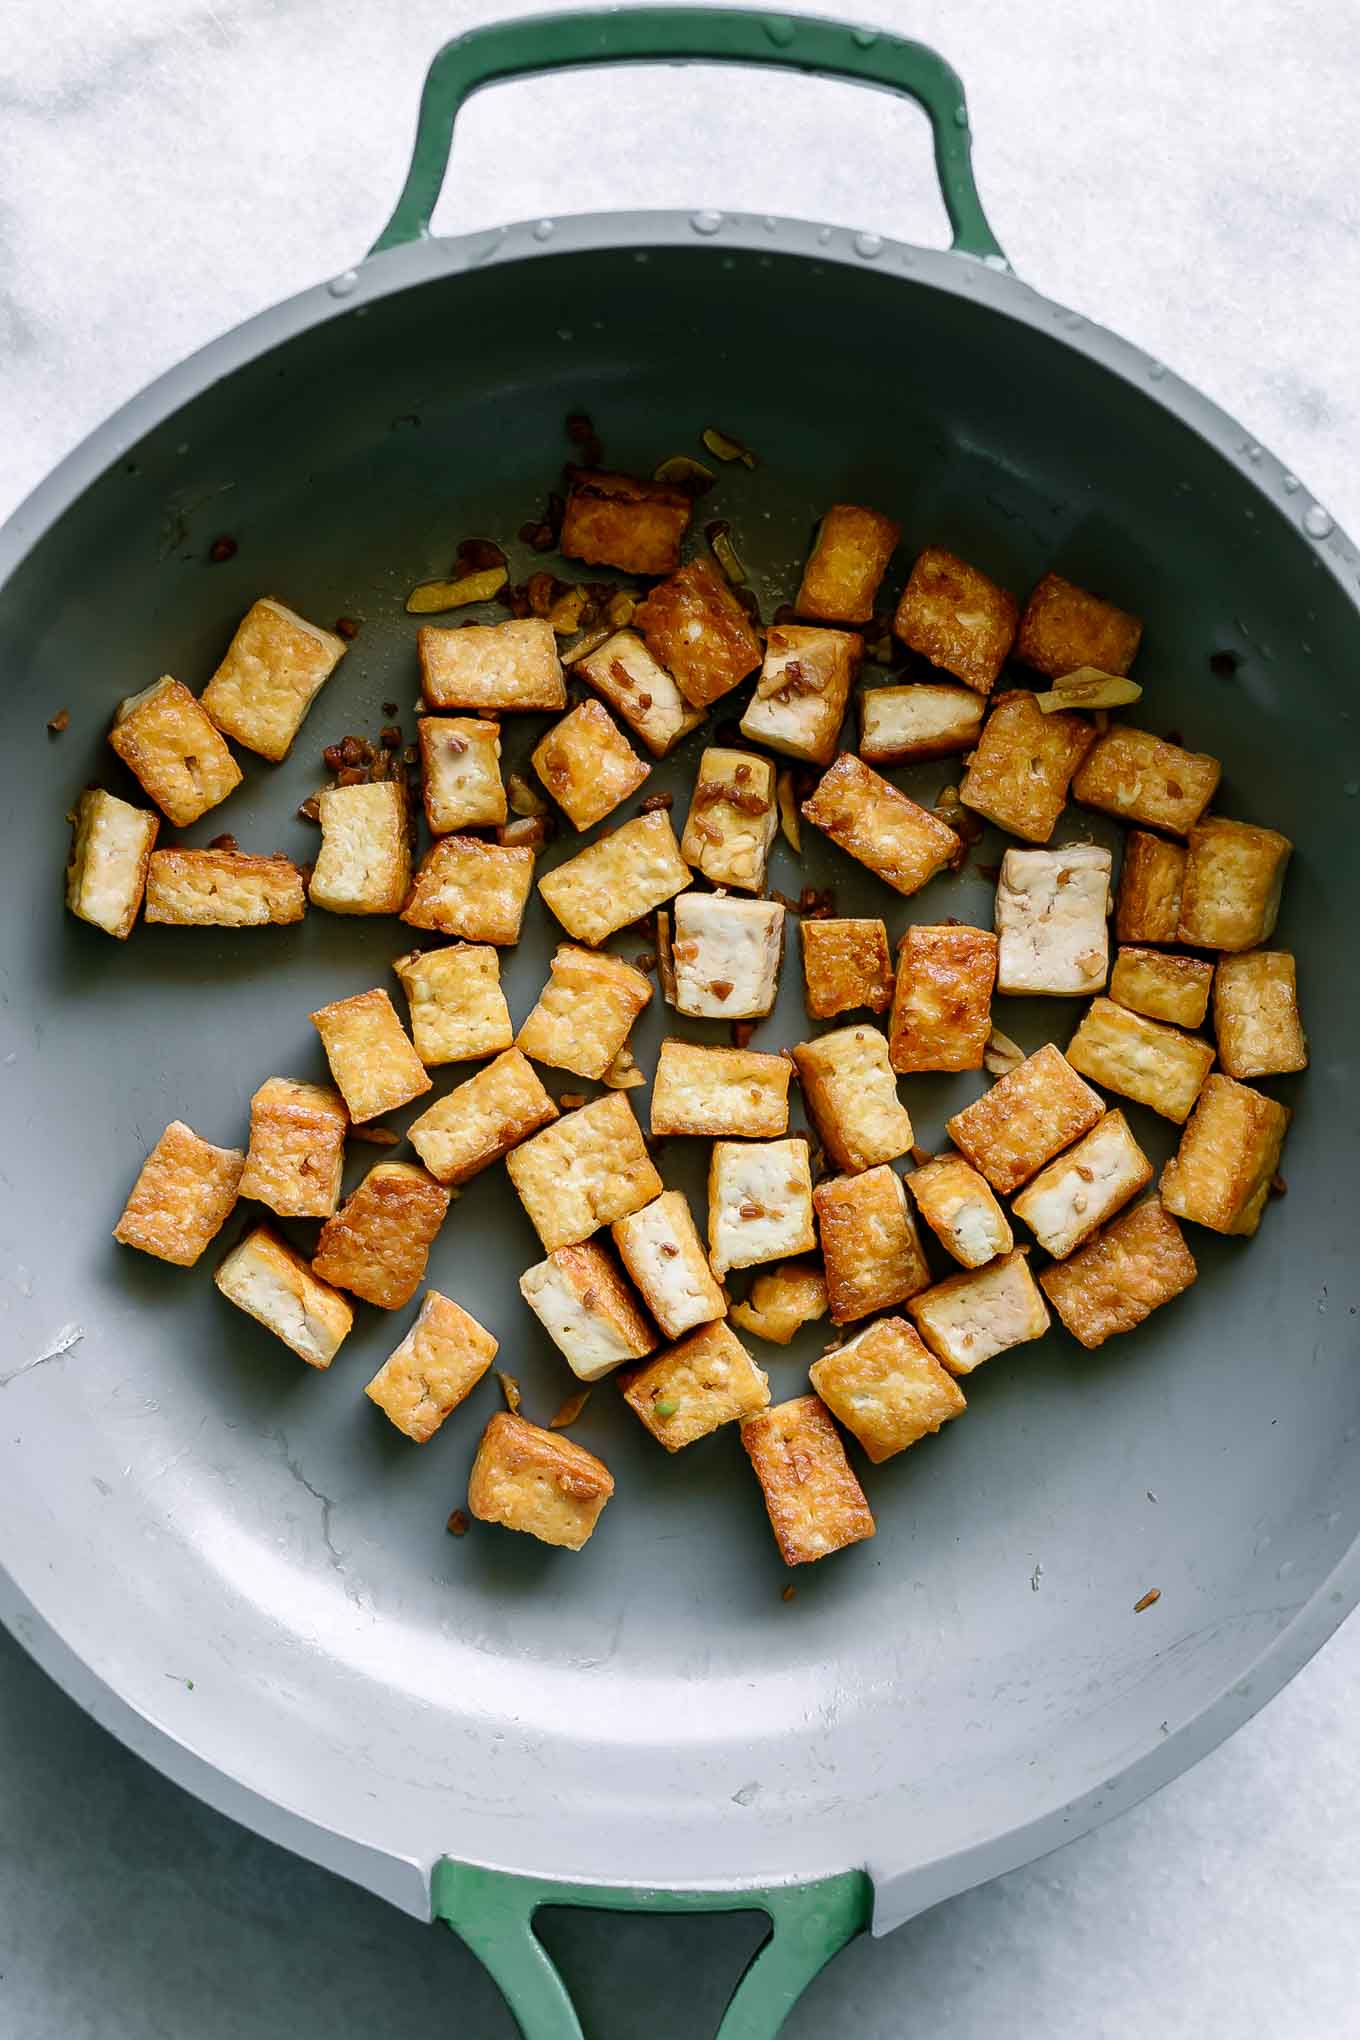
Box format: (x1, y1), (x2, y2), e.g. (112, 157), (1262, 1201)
(680, 748), (778, 892)
(538, 810), (690, 947)
(144, 849), (306, 927)
(892, 546), (1019, 695)
(531, 699), (650, 830)
(650, 1039), (792, 1138)
(708, 1137), (816, 1277)
(800, 917), (893, 1020)
(576, 629), (705, 757)
(958, 690), (1096, 844)
(214, 1225), (353, 1368)
(741, 1395), (876, 1566)
(946, 1042), (1104, 1195)
(401, 834), (535, 945)
(516, 945), (652, 1082)
(1015, 571), (1143, 679)
(559, 469), (692, 576)
(1066, 997), (1214, 1124)
(108, 676), (243, 826)
(418, 617), (566, 712)
(520, 1241), (656, 1382)
(1012, 1109), (1153, 1259)
(309, 780), (412, 916)
(239, 1077), (348, 1219)
(393, 944), (514, 1066)
(739, 624), (861, 766)
(619, 1320), (769, 1450)
(793, 1025), (914, 1173)
(801, 753), (959, 894)
(814, 1164), (932, 1323)
(909, 1250), (1050, 1376)
(1177, 818), (1292, 952)
(506, 1093), (662, 1251)
(1160, 1073), (1290, 1236)
(905, 1152), (1013, 1268)
(888, 923), (998, 1074)
(1116, 830), (1186, 945)
(810, 1317), (966, 1463)
(1213, 950), (1307, 1079)
(859, 682), (986, 766)
(309, 986), (432, 1123)
(113, 1119), (244, 1267)
(467, 1411), (613, 1550)
(1072, 725), (1221, 836)
(1110, 946), (1213, 1029)
(671, 893), (784, 1019)
(994, 844), (1111, 996)
(795, 503), (901, 625)
(365, 1291), (497, 1441)
(418, 716), (507, 832)
(632, 558), (762, 709)
(1040, 1197), (1197, 1348)
(312, 1160), (451, 1309)
(65, 788), (159, 938)
(200, 598), (347, 762)
(407, 1047), (557, 1185)
(728, 1261), (829, 1345)
(611, 1191), (727, 1340)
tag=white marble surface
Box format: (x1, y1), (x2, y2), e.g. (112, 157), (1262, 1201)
(2, 1), (1358, 2034)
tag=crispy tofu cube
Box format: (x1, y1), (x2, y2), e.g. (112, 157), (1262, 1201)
(401, 833), (535, 945)
(909, 1249), (1050, 1376)
(1015, 571), (1142, 679)
(1177, 817), (1292, 951)
(793, 1025), (913, 1173)
(144, 849), (305, 927)
(1214, 950), (1307, 1079)
(576, 629), (705, 757)
(239, 1077), (348, 1219)
(1116, 830), (1186, 944)
(520, 1241), (656, 1382)
(672, 893), (784, 1019)
(418, 716), (506, 832)
(728, 1261), (828, 1345)
(905, 1152), (1013, 1268)
(309, 986), (431, 1123)
(66, 788), (159, 938)
(892, 546), (1019, 695)
(214, 1225), (353, 1368)
(407, 1047), (557, 1185)
(800, 917), (893, 1020)
(946, 1042), (1103, 1195)
(994, 844), (1111, 996)
(516, 945), (652, 1082)
(1012, 1109), (1153, 1259)
(200, 598), (347, 762)
(810, 1317), (966, 1463)
(650, 1039), (792, 1138)
(859, 681), (986, 766)
(365, 1291), (497, 1441)
(680, 748), (778, 892)
(109, 676), (243, 826)
(611, 1191), (726, 1340)
(312, 1160), (450, 1309)
(1110, 946), (1213, 1029)
(1160, 1073), (1290, 1236)
(560, 469), (692, 575)
(739, 625), (861, 766)
(741, 1395), (875, 1566)
(619, 1320), (769, 1450)
(1066, 997), (1214, 1124)
(1039, 1196), (1198, 1348)
(814, 1164), (932, 1323)
(531, 699), (650, 830)
(467, 1411), (613, 1550)
(418, 617), (566, 713)
(393, 944), (513, 1066)
(506, 1093), (662, 1251)
(888, 924), (998, 1074)
(958, 690), (1096, 844)
(309, 781), (412, 916)
(801, 753), (959, 895)
(708, 1137), (816, 1277)
(633, 558), (762, 708)
(795, 503), (901, 625)
(538, 810), (690, 948)
(113, 1119), (244, 1267)
(1072, 725), (1220, 836)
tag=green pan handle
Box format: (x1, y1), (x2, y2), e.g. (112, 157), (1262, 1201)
(371, 7), (1006, 264)
(433, 1859), (872, 2039)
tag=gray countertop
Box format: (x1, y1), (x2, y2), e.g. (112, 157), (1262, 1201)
(2, 1), (1358, 2033)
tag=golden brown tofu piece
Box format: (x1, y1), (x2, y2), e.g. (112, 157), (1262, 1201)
(1012, 1109), (1153, 1259)
(65, 788), (159, 939)
(201, 598), (347, 762)
(814, 1164), (932, 1324)
(633, 558), (762, 709)
(1160, 1073), (1290, 1236)
(467, 1411), (614, 1550)
(619, 1321), (769, 1451)
(406, 1047), (557, 1185)
(909, 1250), (1050, 1376)
(795, 503), (901, 625)
(1066, 997), (1214, 1124)
(1116, 830), (1186, 945)
(708, 1137), (817, 1277)
(418, 716), (507, 833)
(559, 469), (692, 576)
(946, 1042), (1104, 1195)
(312, 1160), (451, 1309)
(1039, 1197), (1197, 1348)
(738, 624), (861, 766)
(729, 1261), (829, 1345)
(516, 945), (652, 1082)
(144, 849), (306, 927)
(1072, 725), (1221, 836)
(1015, 571), (1143, 679)
(365, 1291), (497, 1441)
(611, 1191), (727, 1341)
(537, 810), (690, 947)
(671, 893), (784, 1019)
(109, 676), (243, 826)
(506, 1093), (662, 1251)
(888, 924), (998, 1073)
(393, 944), (514, 1066)
(1110, 946), (1214, 1029)
(309, 986), (432, 1123)
(309, 781), (412, 916)
(858, 681), (986, 766)
(679, 748), (778, 892)
(114, 1119), (244, 1267)
(1213, 950), (1307, 1079)
(741, 1395), (876, 1566)
(958, 690), (1096, 844)
(793, 1025), (914, 1173)
(810, 1317), (966, 1463)
(905, 1152), (1013, 1268)
(531, 699), (650, 830)
(1177, 817), (1292, 952)
(801, 753), (959, 895)
(239, 1077), (348, 1220)
(994, 845), (1111, 997)
(650, 1039), (792, 1138)
(800, 917), (894, 1020)
(418, 617), (566, 712)
(575, 629), (705, 757)
(214, 1225), (353, 1368)
(519, 1242), (656, 1382)
(401, 834), (535, 945)
(893, 546), (1019, 696)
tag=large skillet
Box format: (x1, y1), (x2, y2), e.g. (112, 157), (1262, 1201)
(1, 10), (1357, 2035)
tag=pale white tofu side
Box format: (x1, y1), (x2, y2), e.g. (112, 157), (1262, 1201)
(66, 789), (158, 937)
(709, 1138), (815, 1276)
(519, 1258), (645, 1381)
(995, 844), (1112, 995)
(611, 1192), (725, 1339)
(673, 894), (784, 1018)
(215, 1233), (352, 1368)
(1012, 1111), (1152, 1259)
(910, 1251), (1050, 1376)
(859, 683), (985, 763)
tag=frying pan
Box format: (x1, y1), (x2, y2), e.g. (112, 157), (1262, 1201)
(2, 10), (1357, 2035)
